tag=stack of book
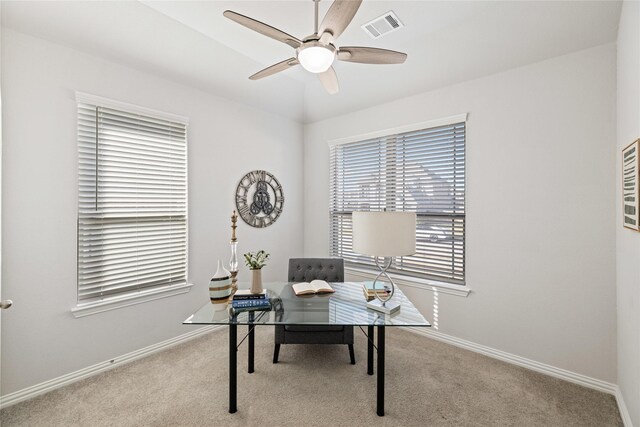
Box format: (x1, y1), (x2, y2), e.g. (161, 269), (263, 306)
(362, 281), (391, 301)
(231, 290), (271, 312)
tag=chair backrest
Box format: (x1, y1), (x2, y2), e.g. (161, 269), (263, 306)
(288, 258), (344, 283)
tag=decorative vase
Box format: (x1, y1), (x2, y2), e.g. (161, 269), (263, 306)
(251, 269), (263, 294)
(210, 260), (232, 309)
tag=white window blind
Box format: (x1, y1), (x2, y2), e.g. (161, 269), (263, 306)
(329, 121), (465, 285)
(77, 100), (188, 304)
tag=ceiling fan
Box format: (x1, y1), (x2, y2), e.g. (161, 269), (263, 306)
(223, 0), (407, 95)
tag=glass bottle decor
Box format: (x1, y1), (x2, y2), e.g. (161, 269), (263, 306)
(229, 210), (239, 293)
(209, 260), (232, 309)
(229, 241), (238, 274)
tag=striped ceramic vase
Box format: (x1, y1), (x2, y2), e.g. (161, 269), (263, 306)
(210, 260), (232, 307)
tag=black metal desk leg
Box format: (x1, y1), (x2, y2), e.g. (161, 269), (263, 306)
(248, 314), (255, 374)
(377, 326), (385, 417)
(367, 325), (374, 375)
(229, 324), (237, 414)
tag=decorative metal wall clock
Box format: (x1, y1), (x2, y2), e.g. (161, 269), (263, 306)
(235, 170), (284, 228)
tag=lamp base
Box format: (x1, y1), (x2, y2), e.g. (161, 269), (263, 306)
(366, 299), (401, 315)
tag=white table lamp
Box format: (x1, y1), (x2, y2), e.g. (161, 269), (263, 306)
(352, 211), (416, 314)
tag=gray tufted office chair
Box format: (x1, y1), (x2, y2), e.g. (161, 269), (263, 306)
(273, 258), (355, 364)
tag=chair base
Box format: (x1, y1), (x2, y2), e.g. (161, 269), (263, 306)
(272, 343), (356, 364)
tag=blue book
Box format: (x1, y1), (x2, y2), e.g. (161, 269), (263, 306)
(231, 299), (271, 309)
(230, 304), (271, 315)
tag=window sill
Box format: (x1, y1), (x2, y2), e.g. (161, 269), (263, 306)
(71, 283), (194, 318)
(345, 267), (471, 297)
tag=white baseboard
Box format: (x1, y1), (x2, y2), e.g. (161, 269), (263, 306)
(407, 327), (618, 395)
(0, 325), (223, 409)
(615, 386), (634, 427)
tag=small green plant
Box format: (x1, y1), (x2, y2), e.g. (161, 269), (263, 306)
(244, 250), (270, 270)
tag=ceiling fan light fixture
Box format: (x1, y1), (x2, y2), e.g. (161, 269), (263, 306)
(297, 43), (336, 73)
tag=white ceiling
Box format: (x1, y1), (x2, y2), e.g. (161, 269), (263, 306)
(1, 1), (622, 123)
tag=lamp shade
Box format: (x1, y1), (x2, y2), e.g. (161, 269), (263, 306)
(352, 211), (416, 257)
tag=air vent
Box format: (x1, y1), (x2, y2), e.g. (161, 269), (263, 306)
(361, 11), (404, 39)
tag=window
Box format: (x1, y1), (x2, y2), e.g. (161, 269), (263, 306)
(329, 118), (466, 285)
(77, 95), (188, 305)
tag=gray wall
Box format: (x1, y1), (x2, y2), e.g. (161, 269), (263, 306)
(0, 29), (304, 395)
(303, 43), (618, 383)
(616, 1), (640, 425)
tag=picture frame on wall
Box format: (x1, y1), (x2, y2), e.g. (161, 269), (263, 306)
(622, 139), (639, 232)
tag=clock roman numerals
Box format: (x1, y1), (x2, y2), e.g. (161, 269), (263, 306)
(248, 170), (266, 184)
(238, 204), (251, 218)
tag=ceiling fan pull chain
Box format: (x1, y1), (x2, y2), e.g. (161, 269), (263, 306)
(314, 0), (320, 36)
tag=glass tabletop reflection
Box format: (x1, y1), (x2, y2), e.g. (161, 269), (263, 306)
(184, 282), (430, 327)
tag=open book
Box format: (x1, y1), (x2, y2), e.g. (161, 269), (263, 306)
(292, 280), (335, 296)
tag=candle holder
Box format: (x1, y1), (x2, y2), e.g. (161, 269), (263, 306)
(229, 210), (239, 294)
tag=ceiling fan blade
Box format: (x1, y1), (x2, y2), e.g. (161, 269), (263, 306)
(318, 0), (363, 42)
(318, 67), (339, 95)
(249, 58), (299, 80)
(223, 10), (302, 49)
(337, 47), (407, 64)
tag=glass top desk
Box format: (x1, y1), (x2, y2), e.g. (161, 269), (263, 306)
(184, 282), (431, 416)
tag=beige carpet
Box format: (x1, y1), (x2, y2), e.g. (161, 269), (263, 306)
(0, 327), (622, 426)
